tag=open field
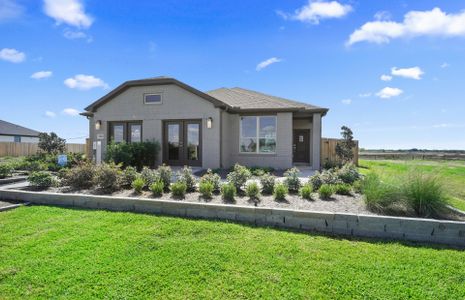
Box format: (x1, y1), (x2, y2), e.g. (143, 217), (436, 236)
(359, 159), (465, 211)
(1, 206), (465, 299)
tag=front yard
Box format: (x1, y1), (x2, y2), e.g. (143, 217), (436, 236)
(1, 205), (465, 299)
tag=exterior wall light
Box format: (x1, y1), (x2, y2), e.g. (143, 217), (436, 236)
(207, 117), (213, 129)
(95, 120), (102, 130)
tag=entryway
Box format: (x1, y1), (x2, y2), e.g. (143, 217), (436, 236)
(163, 120), (202, 166)
(293, 129), (310, 163)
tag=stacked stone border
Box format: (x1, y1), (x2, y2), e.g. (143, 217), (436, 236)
(1, 189), (464, 247)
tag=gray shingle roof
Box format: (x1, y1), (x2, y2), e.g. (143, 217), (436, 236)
(206, 87), (328, 113)
(0, 120), (40, 137)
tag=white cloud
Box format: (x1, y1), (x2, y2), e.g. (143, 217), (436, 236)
(347, 7), (465, 45)
(45, 111), (56, 118)
(31, 70), (53, 79)
(0, 48), (25, 63)
(63, 28), (92, 42)
(256, 57), (282, 71)
(380, 74), (392, 81)
(391, 66), (424, 80)
(0, 0), (23, 21)
(43, 0), (93, 28)
(358, 92), (372, 98)
(64, 74), (109, 90)
(341, 98), (352, 105)
(374, 11), (391, 21)
(376, 87), (403, 99)
(440, 62), (449, 68)
(278, 0), (352, 24)
(62, 108), (80, 116)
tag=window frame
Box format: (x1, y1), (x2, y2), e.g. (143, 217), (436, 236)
(14, 136), (21, 143)
(108, 121), (143, 144)
(239, 115), (277, 154)
(143, 93), (163, 105)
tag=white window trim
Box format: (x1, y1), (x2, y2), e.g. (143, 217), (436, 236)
(239, 115), (277, 154)
(143, 93), (163, 105)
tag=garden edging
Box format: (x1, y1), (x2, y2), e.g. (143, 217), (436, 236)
(1, 188), (464, 247)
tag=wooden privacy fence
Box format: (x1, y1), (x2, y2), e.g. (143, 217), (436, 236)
(321, 138), (359, 166)
(0, 142), (86, 157)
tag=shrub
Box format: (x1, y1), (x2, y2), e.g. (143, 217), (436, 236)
(157, 164), (172, 190)
(402, 173), (447, 217)
(361, 173), (400, 212)
(260, 173), (275, 195)
(149, 180), (164, 197)
(176, 166), (196, 192)
(199, 181), (214, 199)
(0, 164), (13, 179)
(227, 164), (251, 191)
(335, 183), (352, 195)
(140, 167), (159, 188)
(199, 169), (221, 192)
(105, 140), (160, 170)
(353, 180), (363, 194)
(337, 163), (361, 184)
(318, 184), (335, 200)
(299, 184), (313, 200)
(284, 167), (301, 193)
(273, 183), (288, 201)
(249, 166), (274, 177)
(38, 132), (66, 155)
(221, 183), (236, 201)
(94, 163), (121, 192)
(171, 182), (187, 198)
(60, 163), (95, 189)
(132, 177), (145, 194)
(245, 182), (260, 200)
(120, 166), (139, 188)
(335, 126), (356, 164)
(309, 169), (342, 191)
(28, 171), (54, 189)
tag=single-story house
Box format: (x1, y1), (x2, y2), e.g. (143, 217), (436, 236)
(82, 77), (328, 170)
(0, 120), (40, 143)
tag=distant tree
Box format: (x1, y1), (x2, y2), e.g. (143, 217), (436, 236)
(38, 132), (66, 154)
(335, 126), (356, 163)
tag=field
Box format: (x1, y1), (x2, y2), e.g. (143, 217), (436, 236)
(359, 159), (465, 211)
(1, 206), (465, 299)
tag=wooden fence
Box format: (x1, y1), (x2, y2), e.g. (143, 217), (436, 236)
(321, 138), (359, 166)
(0, 142), (86, 157)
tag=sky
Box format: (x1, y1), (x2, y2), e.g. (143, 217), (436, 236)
(1, 0), (465, 149)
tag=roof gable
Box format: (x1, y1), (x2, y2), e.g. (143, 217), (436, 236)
(0, 120), (40, 137)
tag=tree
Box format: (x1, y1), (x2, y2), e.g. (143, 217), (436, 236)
(38, 132), (66, 154)
(335, 126), (356, 163)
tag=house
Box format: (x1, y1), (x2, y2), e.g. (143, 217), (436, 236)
(82, 77), (328, 170)
(0, 120), (40, 143)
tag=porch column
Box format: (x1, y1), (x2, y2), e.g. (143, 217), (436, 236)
(312, 113), (321, 170)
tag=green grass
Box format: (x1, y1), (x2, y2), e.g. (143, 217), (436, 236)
(359, 159), (465, 211)
(1, 206), (465, 299)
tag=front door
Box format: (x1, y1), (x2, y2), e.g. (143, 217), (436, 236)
(163, 120), (202, 166)
(293, 129), (310, 163)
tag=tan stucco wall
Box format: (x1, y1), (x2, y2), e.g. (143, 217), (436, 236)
(91, 84), (221, 169)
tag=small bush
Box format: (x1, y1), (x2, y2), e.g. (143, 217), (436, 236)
(176, 166), (196, 192)
(353, 180), (363, 194)
(361, 173), (400, 212)
(335, 183), (352, 195)
(337, 163), (361, 184)
(309, 169), (342, 191)
(171, 182), (187, 198)
(140, 167), (159, 188)
(199, 169), (221, 192)
(0, 164), (13, 178)
(299, 184), (313, 200)
(28, 171), (54, 189)
(318, 184), (335, 200)
(227, 164), (251, 191)
(60, 163), (95, 189)
(221, 183), (236, 201)
(249, 166), (274, 177)
(199, 181), (214, 199)
(157, 164), (172, 190)
(132, 177), (145, 194)
(120, 166), (139, 188)
(245, 182), (260, 200)
(284, 167), (301, 193)
(402, 173), (447, 217)
(149, 180), (164, 197)
(105, 140), (160, 170)
(273, 183), (288, 201)
(94, 163), (122, 192)
(260, 173), (275, 195)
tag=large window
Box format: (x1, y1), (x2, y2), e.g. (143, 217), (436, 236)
(109, 121), (142, 143)
(240, 116), (276, 154)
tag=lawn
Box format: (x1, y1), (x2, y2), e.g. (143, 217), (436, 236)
(1, 206), (465, 299)
(359, 159), (465, 211)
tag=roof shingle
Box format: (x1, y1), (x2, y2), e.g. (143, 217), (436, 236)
(0, 120), (40, 137)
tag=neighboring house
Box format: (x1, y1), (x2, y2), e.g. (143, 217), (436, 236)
(82, 77), (328, 170)
(0, 120), (40, 143)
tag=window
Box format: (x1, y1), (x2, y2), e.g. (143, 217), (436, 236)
(14, 136), (21, 143)
(144, 94), (162, 104)
(109, 121), (142, 143)
(240, 116), (276, 154)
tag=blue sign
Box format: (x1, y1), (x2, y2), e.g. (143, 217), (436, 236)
(57, 155), (68, 167)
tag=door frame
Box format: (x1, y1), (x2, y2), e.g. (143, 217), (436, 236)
(162, 119), (202, 167)
(292, 129), (310, 163)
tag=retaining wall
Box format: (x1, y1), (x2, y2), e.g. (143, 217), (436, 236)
(1, 189), (464, 247)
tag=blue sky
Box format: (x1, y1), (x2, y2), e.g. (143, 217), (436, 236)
(1, 0), (464, 149)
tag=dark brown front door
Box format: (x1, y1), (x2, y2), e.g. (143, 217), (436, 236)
(163, 120), (202, 166)
(293, 129), (310, 163)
